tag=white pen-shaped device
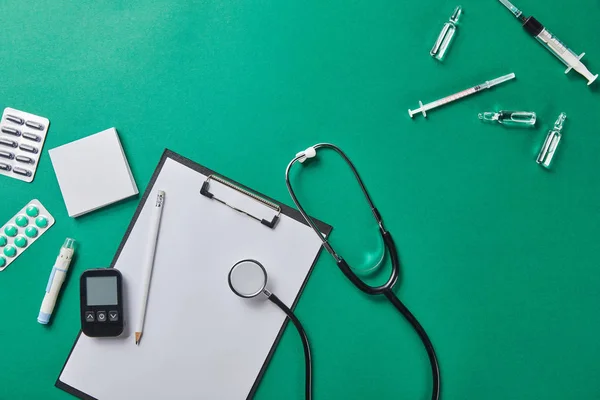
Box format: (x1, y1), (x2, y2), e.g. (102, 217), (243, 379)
(38, 238), (77, 324)
(135, 190), (165, 345)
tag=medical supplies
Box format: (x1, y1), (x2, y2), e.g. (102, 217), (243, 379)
(498, 0), (597, 85)
(408, 73), (515, 118)
(38, 238), (77, 324)
(537, 112), (567, 168)
(57, 150), (331, 400)
(479, 110), (537, 126)
(430, 6), (463, 61)
(229, 259), (313, 400)
(0, 200), (55, 271)
(80, 268), (124, 337)
(286, 144), (441, 400)
(0, 108), (50, 183)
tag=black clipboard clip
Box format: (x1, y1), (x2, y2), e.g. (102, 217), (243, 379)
(200, 174), (281, 229)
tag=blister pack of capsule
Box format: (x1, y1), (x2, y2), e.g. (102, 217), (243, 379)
(0, 199), (55, 271)
(0, 107), (50, 183)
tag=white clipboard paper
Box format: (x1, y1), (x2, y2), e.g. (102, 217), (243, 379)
(56, 150), (331, 400)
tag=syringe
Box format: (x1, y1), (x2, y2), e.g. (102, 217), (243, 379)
(408, 73), (515, 118)
(498, 0), (598, 86)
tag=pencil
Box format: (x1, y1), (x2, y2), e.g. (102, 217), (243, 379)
(135, 190), (165, 345)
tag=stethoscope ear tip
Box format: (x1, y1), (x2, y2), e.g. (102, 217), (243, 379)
(296, 146), (317, 163)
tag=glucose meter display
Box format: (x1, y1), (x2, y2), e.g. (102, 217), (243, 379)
(86, 276), (118, 306)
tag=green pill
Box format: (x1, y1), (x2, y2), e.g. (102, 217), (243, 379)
(4, 225), (17, 237)
(15, 215), (28, 227)
(25, 226), (38, 238)
(35, 216), (48, 228)
(26, 205), (39, 217)
(3, 245), (16, 258)
(0, 256), (5, 268)
(14, 236), (27, 248)
(0, 236), (6, 247)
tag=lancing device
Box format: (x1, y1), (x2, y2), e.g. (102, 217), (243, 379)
(38, 238), (76, 324)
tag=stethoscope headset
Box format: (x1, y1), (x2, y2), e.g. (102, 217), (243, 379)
(229, 143), (440, 400)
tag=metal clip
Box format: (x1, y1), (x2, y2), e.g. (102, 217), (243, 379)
(200, 174), (281, 228)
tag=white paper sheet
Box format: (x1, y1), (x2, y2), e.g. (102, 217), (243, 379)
(58, 155), (326, 399)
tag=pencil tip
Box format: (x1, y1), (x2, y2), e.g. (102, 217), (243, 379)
(135, 332), (142, 345)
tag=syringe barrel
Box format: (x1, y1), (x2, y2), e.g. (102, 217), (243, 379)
(522, 17), (570, 64)
(524, 17), (584, 69)
(534, 29), (577, 68)
(522, 16), (544, 36)
(525, 18), (597, 84)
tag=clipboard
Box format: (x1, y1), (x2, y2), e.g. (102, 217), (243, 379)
(55, 149), (332, 400)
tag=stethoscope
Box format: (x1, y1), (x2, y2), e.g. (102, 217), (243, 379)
(228, 259), (312, 399)
(228, 143), (440, 400)
(285, 143), (441, 400)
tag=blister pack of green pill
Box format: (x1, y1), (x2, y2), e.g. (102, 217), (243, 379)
(0, 199), (55, 271)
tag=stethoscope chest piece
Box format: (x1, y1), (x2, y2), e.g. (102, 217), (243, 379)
(227, 258), (314, 399)
(228, 259), (269, 298)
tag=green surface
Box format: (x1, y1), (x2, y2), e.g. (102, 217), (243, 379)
(1, 0), (600, 399)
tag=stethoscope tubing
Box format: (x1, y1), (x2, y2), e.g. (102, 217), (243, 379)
(286, 143), (441, 400)
(268, 293), (313, 400)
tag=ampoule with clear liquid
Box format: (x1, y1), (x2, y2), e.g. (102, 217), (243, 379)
(479, 111), (537, 127)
